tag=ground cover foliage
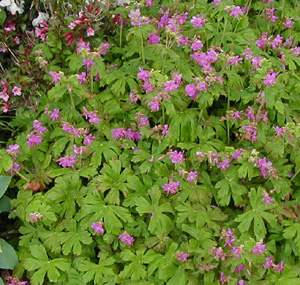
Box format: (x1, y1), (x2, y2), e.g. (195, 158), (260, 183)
(1, 0), (300, 284)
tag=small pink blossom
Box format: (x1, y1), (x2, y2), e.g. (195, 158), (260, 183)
(169, 150), (184, 163)
(83, 134), (95, 145)
(49, 71), (61, 83)
(175, 252), (189, 261)
(6, 144), (20, 156)
(187, 171), (198, 182)
(57, 155), (77, 168)
(91, 222), (104, 234)
(27, 135), (42, 147)
(86, 27), (95, 37)
(230, 6), (243, 18)
(191, 15), (206, 28)
(118, 232), (135, 246)
(12, 86), (22, 96)
(148, 33), (161, 45)
(252, 243), (266, 255)
(162, 181), (180, 195)
(50, 109), (60, 121)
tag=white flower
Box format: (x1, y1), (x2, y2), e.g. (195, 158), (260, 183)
(32, 12), (49, 26)
(0, 0), (24, 15)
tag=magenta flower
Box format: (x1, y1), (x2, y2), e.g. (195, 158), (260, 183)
(118, 232), (135, 246)
(83, 134), (95, 145)
(273, 261), (284, 272)
(262, 196), (275, 204)
(6, 144), (20, 155)
(73, 145), (89, 156)
(237, 280), (247, 285)
(77, 72), (87, 84)
(175, 251), (189, 261)
(12, 86), (22, 96)
(148, 100), (160, 111)
(148, 33), (160, 45)
(162, 124), (169, 137)
(191, 15), (206, 28)
(57, 155), (77, 168)
(91, 222), (104, 234)
(220, 272), (230, 284)
(86, 27), (95, 37)
(50, 109), (60, 121)
(169, 150), (184, 163)
(232, 246), (242, 258)
(27, 135), (42, 147)
(163, 80), (179, 92)
(185, 83), (199, 99)
(283, 19), (294, 28)
(191, 39), (203, 51)
(221, 228), (235, 247)
(111, 128), (126, 139)
(162, 181), (180, 195)
(263, 257), (274, 269)
(211, 247), (226, 261)
(264, 72), (279, 87)
(187, 171), (198, 182)
(230, 6), (243, 18)
(49, 71), (61, 83)
(252, 243), (266, 255)
(217, 159), (230, 169)
(82, 59), (95, 71)
(138, 116), (149, 127)
(98, 43), (110, 55)
(235, 264), (246, 272)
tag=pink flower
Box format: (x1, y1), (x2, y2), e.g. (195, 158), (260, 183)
(217, 159), (230, 169)
(273, 261), (284, 272)
(162, 181), (180, 195)
(148, 33), (161, 45)
(82, 59), (95, 71)
(6, 144), (20, 155)
(175, 252), (189, 261)
(91, 222), (104, 234)
(252, 243), (266, 255)
(191, 39), (203, 51)
(118, 232), (135, 246)
(57, 155), (77, 168)
(148, 100), (160, 111)
(86, 27), (95, 37)
(263, 257), (274, 269)
(49, 71), (61, 83)
(83, 134), (95, 145)
(12, 86), (22, 96)
(187, 171), (198, 182)
(77, 72), (87, 84)
(191, 15), (206, 28)
(230, 6), (243, 18)
(50, 109), (60, 121)
(185, 83), (199, 99)
(262, 196), (275, 204)
(264, 72), (279, 87)
(235, 264), (246, 272)
(283, 19), (294, 28)
(169, 150), (184, 163)
(220, 272), (230, 284)
(27, 135), (42, 147)
(73, 145), (89, 156)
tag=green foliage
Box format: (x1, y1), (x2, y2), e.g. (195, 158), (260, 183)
(1, 0), (300, 283)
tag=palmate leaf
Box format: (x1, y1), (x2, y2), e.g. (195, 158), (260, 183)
(23, 245), (70, 285)
(235, 188), (277, 239)
(76, 190), (133, 234)
(119, 249), (148, 281)
(283, 223), (300, 250)
(91, 141), (120, 168)
(133, 186), (174, 237)
(78, 255), (115, 284)
(58, 219), (93, 255)
(97, 159), (132, 205)
(143, 243), (178, 278)
(45, 174), (86, 218)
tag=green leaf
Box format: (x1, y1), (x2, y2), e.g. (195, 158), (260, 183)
(0, 195), (11, 213)
(59, 219), (93, 255)
(0, 238), (18, 270)
(78, 255), (115, 284)
(0, 176), (11, 198)
(48, 84), (67, 101)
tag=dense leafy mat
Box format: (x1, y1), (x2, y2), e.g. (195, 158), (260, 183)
(0, 0), (300, 284)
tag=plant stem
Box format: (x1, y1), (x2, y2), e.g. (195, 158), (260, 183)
(221, 18), (228, 47)
(120, 21), (123, 48)
(14, 170), (30, 182)
(291, 169), (300, 182)
(70, 92), (76, 110)
(90, 71), (94, 94)
(141, 35), (145, 64)
(227, 88), (230, 144)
